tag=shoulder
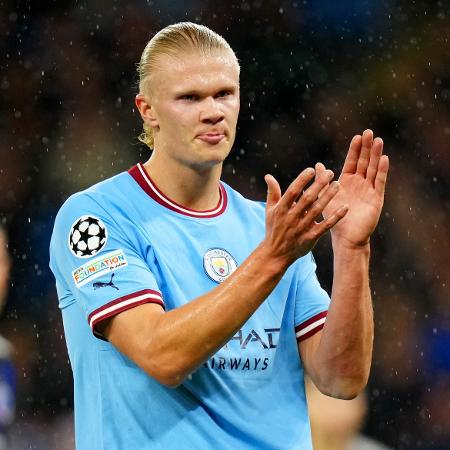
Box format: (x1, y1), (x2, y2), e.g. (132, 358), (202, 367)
(59, 171), (130, 212)
(54, 172), (131, 227)
(50, 172), (132, 254)
(221, 181), (266, 216)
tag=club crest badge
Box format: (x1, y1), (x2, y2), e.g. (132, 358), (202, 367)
(203, 248), (238, 283)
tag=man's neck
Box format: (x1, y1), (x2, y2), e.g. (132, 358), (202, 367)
(142, 154), (222, 211)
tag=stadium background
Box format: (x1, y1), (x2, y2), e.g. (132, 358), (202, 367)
(0, 0), (449, 448)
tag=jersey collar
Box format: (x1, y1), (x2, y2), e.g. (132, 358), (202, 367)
(128, 163), (228, 219)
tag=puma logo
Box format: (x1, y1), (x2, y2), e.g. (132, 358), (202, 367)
(93, 273), (119, 290)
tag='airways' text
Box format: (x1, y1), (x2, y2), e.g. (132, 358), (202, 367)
(203, 357), (270, 371)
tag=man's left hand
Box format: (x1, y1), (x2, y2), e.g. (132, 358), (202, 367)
(318, 129), (389, 248)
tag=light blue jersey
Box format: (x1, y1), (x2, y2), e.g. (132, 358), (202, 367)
(49, 163), (330, 450)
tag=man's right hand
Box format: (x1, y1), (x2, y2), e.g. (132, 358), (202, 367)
(263, 167), (349, 266)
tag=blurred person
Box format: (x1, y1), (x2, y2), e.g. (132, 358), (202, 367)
(49, 23), (389, 449)
(306, 378), (390, 450)
(0, 224), (16, 450)
(419, 376), (450, 450)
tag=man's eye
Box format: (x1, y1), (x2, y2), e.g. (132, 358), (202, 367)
(182, 95), (197, 101)
(217, 91), (230, 98)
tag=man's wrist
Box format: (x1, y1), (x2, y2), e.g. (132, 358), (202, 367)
(331, 236), (371, 256)
(253, 242), (291, 279)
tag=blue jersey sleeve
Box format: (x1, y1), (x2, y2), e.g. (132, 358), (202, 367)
(293, 253), (330, 343)
(49, 192), (164, 340)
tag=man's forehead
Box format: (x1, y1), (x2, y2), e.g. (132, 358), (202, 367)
(157, 49), (237, 70)
(151, 50), (239, 88)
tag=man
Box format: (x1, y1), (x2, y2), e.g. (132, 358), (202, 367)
(0, 225), (15, 450)
(306, 378), (390, 450)
(49, 22), (389, 449)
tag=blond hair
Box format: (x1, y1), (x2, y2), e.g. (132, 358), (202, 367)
(137, 22), (238, 149)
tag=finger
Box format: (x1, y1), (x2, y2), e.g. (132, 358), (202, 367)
(366, 137), (383, 185)
(265, 174), (282, 207)
(356, 129), (374, 176)
(313, 204), (349, 236)
(315, 162), (326, 178)
(301, 181), (340, 226)
(315, 162), (329, 198)
(374, 155), (389, 195)
(293, 169), (335, 215)
(278, 167), (315, 210)
(342, 134), (362, 175)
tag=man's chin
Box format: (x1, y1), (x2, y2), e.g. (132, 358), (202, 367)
(196, 142), (232, 161)
(189, 157), (225, 171)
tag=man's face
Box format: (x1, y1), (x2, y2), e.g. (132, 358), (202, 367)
(143, 49), (240, 170)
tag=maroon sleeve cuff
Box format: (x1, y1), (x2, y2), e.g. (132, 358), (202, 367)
(87, 289), (164, 340)
(295, 311), (327, 343)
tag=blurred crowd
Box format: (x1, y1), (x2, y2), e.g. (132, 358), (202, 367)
(0, 0), (449, 449)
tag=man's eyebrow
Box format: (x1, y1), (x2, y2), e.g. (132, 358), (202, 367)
(173, 89), (201, 97)
(173, 85), (237, 97)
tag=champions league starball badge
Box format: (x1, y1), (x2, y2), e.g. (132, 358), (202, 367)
(68, 215), (108, 258)
(203, 248), (238, 283)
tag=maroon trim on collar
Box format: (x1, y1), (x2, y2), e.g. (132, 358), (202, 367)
(128, 163), (228, 218)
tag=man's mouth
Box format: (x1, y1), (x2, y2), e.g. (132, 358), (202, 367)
(197, 133), (225, 144)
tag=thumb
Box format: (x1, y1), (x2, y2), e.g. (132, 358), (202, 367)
(264, 174), (281, 207)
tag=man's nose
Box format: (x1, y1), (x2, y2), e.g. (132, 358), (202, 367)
(199, 97), (225, 124)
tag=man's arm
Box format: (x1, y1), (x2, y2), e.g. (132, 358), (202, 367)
(299, 129), (389, 399)
(300, 245), (372, 399)
(100, 166), (348, 387)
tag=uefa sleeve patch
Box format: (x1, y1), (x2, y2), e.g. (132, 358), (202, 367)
(68, 215), (108, 258)
(72, 249), (128, 288)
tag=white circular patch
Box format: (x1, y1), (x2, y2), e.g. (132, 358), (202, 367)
(203, 248), (237, 283)
(68, 215), (108, 258)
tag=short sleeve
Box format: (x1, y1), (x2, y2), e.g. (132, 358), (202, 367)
(294, 253), (330, 343)
(49, 193), (164, 340)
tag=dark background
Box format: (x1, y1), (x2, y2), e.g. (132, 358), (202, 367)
(0, 0), (449, 448)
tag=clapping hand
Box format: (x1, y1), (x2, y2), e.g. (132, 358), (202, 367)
(318, 129), (389, 248)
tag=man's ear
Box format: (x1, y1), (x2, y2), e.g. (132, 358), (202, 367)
(135, 93), (159, 128)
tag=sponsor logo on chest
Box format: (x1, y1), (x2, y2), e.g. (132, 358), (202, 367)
(203, 327), (281, 372)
